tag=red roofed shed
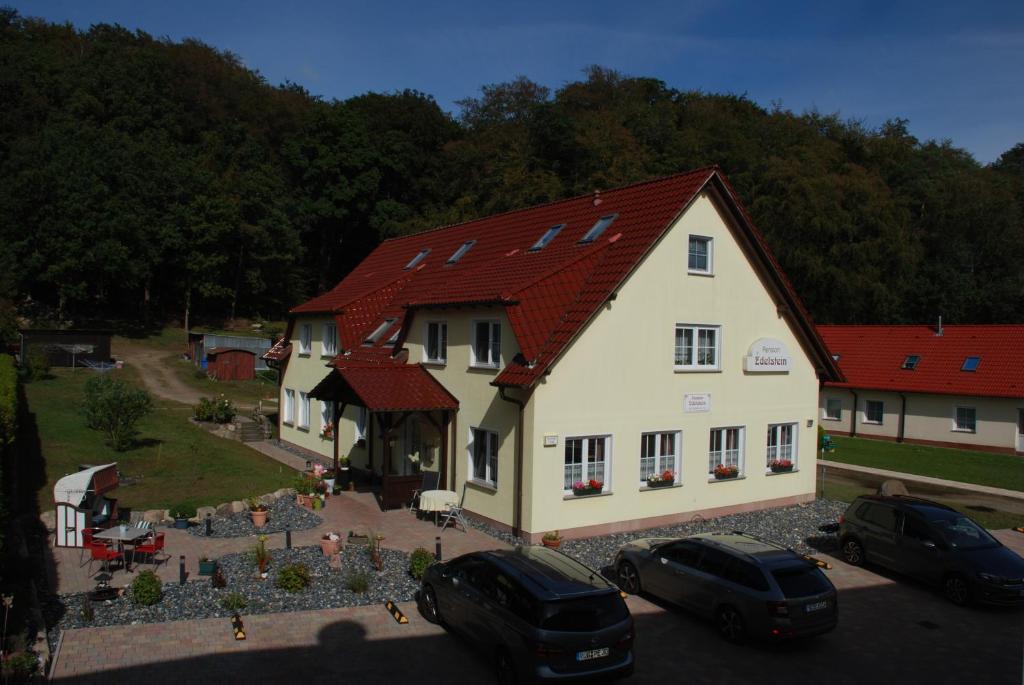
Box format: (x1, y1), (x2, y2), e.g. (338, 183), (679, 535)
(206, 347), (256, 381)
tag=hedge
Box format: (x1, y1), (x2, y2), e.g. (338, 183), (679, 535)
(0, 355), (16, 446)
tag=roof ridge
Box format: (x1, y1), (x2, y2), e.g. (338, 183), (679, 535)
(379, 166), (721, 244)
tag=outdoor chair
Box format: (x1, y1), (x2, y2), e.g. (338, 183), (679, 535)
(87, 540), (123, 575)
(79, 527), (105, 566)
(439, 485), (469, 533)
(131, 533), (167, 568)
(409, 471), (441, 514)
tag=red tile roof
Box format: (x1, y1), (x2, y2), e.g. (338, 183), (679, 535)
(310, 362), (459, 412)
(819, 325), (1024, 399)
(262, 339), (292, 362)
(291, 167), (839, 387)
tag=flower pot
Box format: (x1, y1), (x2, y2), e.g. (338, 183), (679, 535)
(251, 509), (268, 528)
(770, 465), (794, 473)
(173, 517), (189, 529)
(572, 487), (602, 497)
(323, 478), (336, 492)
(198, 559), (217, 576)
(648, 479), (675, 488)
(714, 472), (739, 480)
(541, 538), (561, 549)
(320, 538), (341, 556)
(296, 494), (312, 507)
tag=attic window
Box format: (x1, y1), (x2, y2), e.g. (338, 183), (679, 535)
(901, 355), (920, 370)
(579, 214), (617, 244)
(529, 224), (565, 251)
(363, 318), (397, 345)
(446, 240), (476, 264)
(405, 249), (430, 270)
(961, 356), (981, 372)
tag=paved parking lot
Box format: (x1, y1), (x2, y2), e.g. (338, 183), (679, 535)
(52, 532), (1024, 684)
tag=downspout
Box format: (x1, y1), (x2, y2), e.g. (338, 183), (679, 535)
(499, 387), (526, 539)
(849, 390), (859, 438)
(897, 393), (907, 443)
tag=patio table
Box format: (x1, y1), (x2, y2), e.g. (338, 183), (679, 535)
(94, 526), (150, 572)
(418, 489), (459, 525)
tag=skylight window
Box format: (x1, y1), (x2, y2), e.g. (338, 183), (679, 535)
(579, 214), (617, 244)
(404, 249), (430, 270)
(530, 224), (565, 251)
(901, 355), (920, 370)
(961, 356), (981, 372)
(363, 318), (397, 345)
(446, 240), (476, 264)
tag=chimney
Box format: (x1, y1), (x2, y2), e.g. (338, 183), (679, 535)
(592, 190), (602, 206)
(935, 315), (943, 337)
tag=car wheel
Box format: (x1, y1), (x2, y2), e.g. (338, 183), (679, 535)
(716, 605), (746, 643)
(841, 537), (865, 566)
(943, 574), (971, 606)
(495, 648), (517, 685)
(419, 585), (442, 624)
(617, 560), (641, 595)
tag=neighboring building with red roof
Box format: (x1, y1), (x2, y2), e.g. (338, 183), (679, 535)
(268, 167), (841, 541)
(818, 324), (1024, 454)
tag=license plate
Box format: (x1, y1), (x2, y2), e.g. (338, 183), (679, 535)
(805, 600), (829, 613)
(576, 647), (609, 662)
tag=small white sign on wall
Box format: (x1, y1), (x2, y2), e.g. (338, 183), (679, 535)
(744, 337), (792, 373)
(543, 434), (559, 447)
(684, 393), (711, 413)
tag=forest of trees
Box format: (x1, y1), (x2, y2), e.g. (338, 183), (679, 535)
(2, 8), (1022, 343)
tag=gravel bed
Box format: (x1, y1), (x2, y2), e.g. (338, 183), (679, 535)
(186, 497), (323, 538)
(50, 542), (419, 632)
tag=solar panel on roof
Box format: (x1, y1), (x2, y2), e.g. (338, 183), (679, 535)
(579, 214), (617, 244)
(446, 240), (476, 264)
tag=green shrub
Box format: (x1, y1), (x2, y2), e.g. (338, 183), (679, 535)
(220, 592), (248, 611)
(211, 568), (227, 588)
(82, 374), (153, 450)
(345, 571), (371, 593)
(20, 347), (51, 381)
(169, 503), (196, 519)
(256, 369), (278, 384)
(0, 356), (16, 446)
(409, 547), (434, 580)
(275, 563), (311, 593)
(80, 596), (95, 623)
(0, 651), (37, 679)
(131, 570), (163, 606)
(193, 395), (236, 423)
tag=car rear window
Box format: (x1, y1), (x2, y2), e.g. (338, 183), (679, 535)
(771, 565), (832, 599)
(538, 593), (629, 631)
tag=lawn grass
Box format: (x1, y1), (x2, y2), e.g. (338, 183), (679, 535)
(164, 353), (278, 409)
(825, 436), (1024, 492)
(25, 366), (293, 513)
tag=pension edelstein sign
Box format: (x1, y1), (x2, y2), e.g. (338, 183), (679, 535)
(743, 338), (791, 373)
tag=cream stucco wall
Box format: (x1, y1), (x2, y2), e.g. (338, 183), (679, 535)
(524, 191), (821, 536)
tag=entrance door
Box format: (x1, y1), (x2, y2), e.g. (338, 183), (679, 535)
(1018, 409), (1024, 453)
(393, 417), (423, 476)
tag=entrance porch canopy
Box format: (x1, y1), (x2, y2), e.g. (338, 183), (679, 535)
(310, 363), (459, 510)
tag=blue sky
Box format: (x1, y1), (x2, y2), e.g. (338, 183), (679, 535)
(15, 0), (1024, 163)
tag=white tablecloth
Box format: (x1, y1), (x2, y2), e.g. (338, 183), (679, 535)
(94, 526), (150, 542)
(418, 489), (458, 512)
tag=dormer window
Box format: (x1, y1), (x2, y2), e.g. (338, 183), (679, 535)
(405, 249), (430, 270)
(579, 214), (617, 244)
(901, 355), (920, 370)
(363, 318), (397, 345)
(530, 224), (565, 251)
(961, 356), (981, 372)
(446, 240), (476, 264)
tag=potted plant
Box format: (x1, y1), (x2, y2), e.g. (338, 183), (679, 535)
(322, 468), (337, 493)
(541, 531), (562, 549)
(198, 556), (217, 576)
(713, 464), (740, 480)
(252, 535), (271, 579)
(320, 420), (334, 440)
(247, 496), (269, 528)
(294, 474), (316, 507)
(320, 531), (341, 557)
(646, 470), (675, 488)
(170, 504), (195, 529)
(769, 459), (794, 473)
(571, 479), (604, 496)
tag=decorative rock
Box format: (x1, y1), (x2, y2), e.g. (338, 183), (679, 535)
(196, 506), (217, 521)
(186, 497), (322, 538)
(143, 509), (168, 524)
(275, 488), (297, 499)
(259, 493), (277, 506)
(230, 501), (247, 514)
(215, 502), (235, 517)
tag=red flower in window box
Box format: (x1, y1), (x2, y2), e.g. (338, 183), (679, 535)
(769, 459), (794, 473)
(572, 480), (604, 496)
(713, 464), (739, 480)
(646, 470), (676, 488)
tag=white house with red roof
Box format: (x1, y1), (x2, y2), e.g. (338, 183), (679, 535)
(818, 324), (1024, 455)
(267, 167), (841, 541)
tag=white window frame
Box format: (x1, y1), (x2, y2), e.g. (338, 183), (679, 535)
(469, 427), (499, 487)
(688, 235), (713, 274)
(320, 400), (335, 437)
(640, 431), (681, 485)
(708, 426), (744, 476)
(823, 398), (842, 421)
(298, 324), (312, 355)
(564, 435), (612, 493)
(765, 423), (797, 469)
(953, 406), (976, 433)
(424, 321), (448, 364)
(864, 400), (884, 425)
(674, 324), (721, 371)
(298, 391), (310, 429)
(471, 320), (501, 368)
(322, 323), (337, 356)
(355, 407), (368, 442)
(283, 388), (295, 425)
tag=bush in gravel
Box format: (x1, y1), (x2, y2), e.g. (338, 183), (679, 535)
(409, 548), (434, 580)
(193, 395), (236, 423)
(275, 563), (311, 593)
(211, 568), (227, 588)
(345, 571), (371, 593)
(80, 596), (94, 623)
(220, 592), (248, 611)
(131, 571), (163, 606)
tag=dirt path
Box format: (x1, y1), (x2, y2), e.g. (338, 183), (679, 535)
(115, 345), (205, 406)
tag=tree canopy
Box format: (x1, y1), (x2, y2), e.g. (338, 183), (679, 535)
(1, 10), (1021, 334)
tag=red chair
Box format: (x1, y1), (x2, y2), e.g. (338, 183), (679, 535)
(79, 528), (105, 566)
(87, 540), (123, 575)
(131, 533), (167, 568)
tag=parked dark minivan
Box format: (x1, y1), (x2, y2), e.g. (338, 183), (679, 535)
(418, 546), (634, 684)
(839, 495), (1024, 606)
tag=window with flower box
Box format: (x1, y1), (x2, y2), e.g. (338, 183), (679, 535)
(765, 423), (796, 471)
(708, 427), (743, 477)
(640, 431), (680, 486)
(565, 436), (610, 494)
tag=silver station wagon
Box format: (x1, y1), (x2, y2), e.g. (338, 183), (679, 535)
(614, 532), (837, 642)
